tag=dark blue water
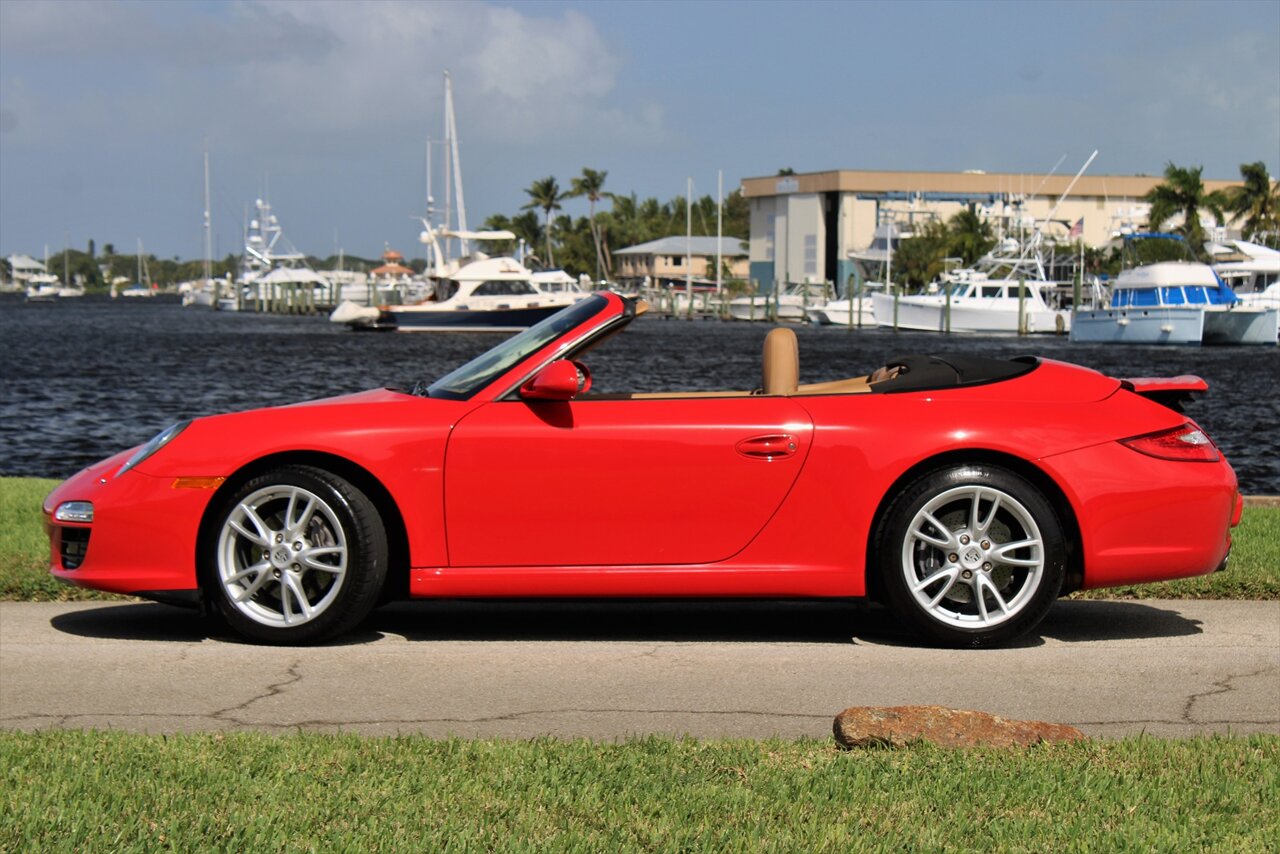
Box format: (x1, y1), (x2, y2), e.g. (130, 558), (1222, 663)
(2, 295), (1276, 492)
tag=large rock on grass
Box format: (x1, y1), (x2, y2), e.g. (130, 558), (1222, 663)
(833, 705), (1086, 749)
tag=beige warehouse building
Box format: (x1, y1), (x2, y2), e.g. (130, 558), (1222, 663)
(740, 168), (1241, 293)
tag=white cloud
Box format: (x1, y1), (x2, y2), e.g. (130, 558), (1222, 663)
(0, 1), (667, 150)
(222, 1), (656, 146)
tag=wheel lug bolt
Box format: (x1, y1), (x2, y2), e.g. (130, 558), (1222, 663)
(292, 542), (302, 551)
(981, 540), (990, 549)
(959, 535), (970, 545)
(949, 553), (959, 563)
(983, 562), (992, 571)
(962, 570), (973, 579)
(275, 534), (284, 544)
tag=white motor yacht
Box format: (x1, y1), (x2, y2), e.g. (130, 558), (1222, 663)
(1213, 240), (1279, 344)
(872, 263), (1069, 334)
(383, 244), (584, 331)
(24, 273), (60, 302)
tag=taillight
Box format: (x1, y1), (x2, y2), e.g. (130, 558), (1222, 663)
(1120, 423), (1220, 462)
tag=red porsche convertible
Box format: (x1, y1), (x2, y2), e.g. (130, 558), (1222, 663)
(45, 292), (1241, 646)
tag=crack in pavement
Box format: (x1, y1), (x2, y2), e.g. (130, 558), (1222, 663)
(1182, 665), (1278, 724)
(209, 660), (304, 722)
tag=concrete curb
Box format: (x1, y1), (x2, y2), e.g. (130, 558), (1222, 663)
(1243, 496), (1280, 507)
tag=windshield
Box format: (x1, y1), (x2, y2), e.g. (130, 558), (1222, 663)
(424, 295), (608, 399)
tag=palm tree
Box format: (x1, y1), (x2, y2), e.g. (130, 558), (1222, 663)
(568, 168), (609, 282)
(946, 209), (995, 266)
(509, 211), (544, 263)
(522, 176), (566, 266)
(892, 221), (950, 290)
(1145, 163), (1228, 259)
(1224, 161), (1280, 246)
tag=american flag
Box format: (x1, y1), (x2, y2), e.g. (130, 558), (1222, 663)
(1069, 217), (1084, 238)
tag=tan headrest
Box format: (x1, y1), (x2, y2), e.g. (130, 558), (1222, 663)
(761, 327), (799, 395)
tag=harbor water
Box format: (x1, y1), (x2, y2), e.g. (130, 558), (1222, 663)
(2, 295), (1276, 493)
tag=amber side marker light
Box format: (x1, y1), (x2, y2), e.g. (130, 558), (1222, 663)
(172, 477), (226, 489)
(1120, 424), (1220, 462)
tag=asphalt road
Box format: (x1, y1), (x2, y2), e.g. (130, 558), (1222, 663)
(2, 599), (1277, 740)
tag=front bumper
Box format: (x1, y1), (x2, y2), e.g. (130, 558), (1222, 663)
(44, 453), (218, 596)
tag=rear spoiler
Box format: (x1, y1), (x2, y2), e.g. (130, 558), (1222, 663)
(1120, 375), (1208, 413)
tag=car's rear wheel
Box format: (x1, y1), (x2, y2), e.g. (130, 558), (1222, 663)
(206, 465), (387, 644)
(876, 464), (1065, 647)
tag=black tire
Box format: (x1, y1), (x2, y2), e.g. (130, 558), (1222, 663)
(875, 463), (1065, 647)
(204, 465), (388, 645)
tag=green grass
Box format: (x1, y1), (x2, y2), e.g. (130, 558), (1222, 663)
(2, 476), (1277, 601)
(1, 732), (1276, 851)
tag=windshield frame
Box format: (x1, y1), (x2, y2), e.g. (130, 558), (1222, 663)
(424, 295), (611, 400)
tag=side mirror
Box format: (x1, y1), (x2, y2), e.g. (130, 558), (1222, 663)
(519, 359), (591, 401)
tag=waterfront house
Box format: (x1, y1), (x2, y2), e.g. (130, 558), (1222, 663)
(613, 236), (748, 290)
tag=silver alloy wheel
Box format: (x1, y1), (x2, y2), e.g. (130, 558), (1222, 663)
(900, 484), (1045, 630)
(216, 484), (349, 628)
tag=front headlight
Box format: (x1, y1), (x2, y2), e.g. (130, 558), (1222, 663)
(116, 420), (191, 476)
(55, 501), (94, 523)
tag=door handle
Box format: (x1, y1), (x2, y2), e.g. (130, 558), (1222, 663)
(735, 434), (798, 460)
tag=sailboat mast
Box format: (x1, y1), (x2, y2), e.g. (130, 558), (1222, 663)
(425, 138), (434, 269)
(685, 178), (693, 306)
(203, 149), (213, 287)
(444, 70), (468, 255)
(716, 170), (723, 295)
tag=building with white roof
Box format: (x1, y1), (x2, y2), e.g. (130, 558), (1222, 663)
(613, 236), (748, 288)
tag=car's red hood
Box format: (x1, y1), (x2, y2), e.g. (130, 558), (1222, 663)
(281, 388), (416, 408)
(132, 388), (470, 478)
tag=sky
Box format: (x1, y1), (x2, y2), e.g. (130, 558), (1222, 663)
(1, 0), (1278, 263)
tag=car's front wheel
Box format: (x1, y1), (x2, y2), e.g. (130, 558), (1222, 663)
(205, 465), (387, 644)
(876, 464), (1066, 647)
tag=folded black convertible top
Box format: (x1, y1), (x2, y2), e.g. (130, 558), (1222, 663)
(871, 354), (1039, 394)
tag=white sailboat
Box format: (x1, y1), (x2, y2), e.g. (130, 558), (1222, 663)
(119, 239), (156, 297)
(181, 150), (220, 308)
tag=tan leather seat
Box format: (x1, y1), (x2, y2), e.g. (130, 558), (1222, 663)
(761, 327), (799, 395)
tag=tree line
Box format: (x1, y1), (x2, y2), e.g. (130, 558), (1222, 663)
(483, 168), (749, 281)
